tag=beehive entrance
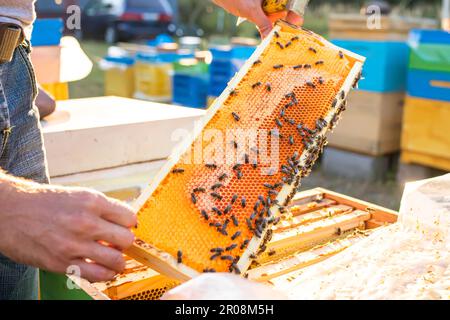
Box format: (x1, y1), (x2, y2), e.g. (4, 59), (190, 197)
(129, 21), (365, 280)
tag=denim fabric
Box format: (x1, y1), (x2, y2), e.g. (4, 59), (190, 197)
(0, 42), (49, 300)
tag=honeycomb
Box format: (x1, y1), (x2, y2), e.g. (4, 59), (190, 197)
(132, 21), (365, 276)
(91, 257), (180, 300)
(121, 282), (179, 300)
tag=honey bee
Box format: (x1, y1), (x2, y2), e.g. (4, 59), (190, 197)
(210, 253), (221, 260)
(306, 81), (316, 89)
(241, 197), (246, 208)
(177, 250), (183, 263)
(244, 153), (250, 164)
(211, 192), (223, 201)
(172, 168), (185, 174)
(231, 112), (240, 122)
(252, 81), (262, 89)
(201, 210), (209, 221)
(231, 215), (239, 227)
(223, 205), (232, 215)
(233, 164), (242, 171)
(193, 187), (206, 193)
(231, 231), (241, 241)
(220, 255), (234, 261)
(246, 218), (253, 230)
(332, 98), (338, 108)
(240, 239), (250, 249)
(211, 183), (223, 190)
(226, 244), (238, 251)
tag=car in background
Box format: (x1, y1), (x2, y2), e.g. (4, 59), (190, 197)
(36, 0), (177, 43)
(82, 0), (175, 43)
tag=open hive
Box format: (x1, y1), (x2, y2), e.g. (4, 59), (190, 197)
(246, 188), (398, 284)
(127, 21), (365, 280)
(66, 188), (397, 300)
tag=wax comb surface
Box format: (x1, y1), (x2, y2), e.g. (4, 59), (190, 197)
(130, 22), (365, 280)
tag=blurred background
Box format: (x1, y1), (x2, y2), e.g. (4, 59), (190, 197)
(31, 0), (449, 211)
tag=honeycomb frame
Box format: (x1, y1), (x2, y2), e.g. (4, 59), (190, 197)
(127, 21), (366, 281)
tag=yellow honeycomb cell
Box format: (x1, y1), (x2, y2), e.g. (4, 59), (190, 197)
(133, 23), (364, 275)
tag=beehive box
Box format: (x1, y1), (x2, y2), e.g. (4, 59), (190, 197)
(331, 40), (409, 93)
(329, 14), (437, 41)
(407, 29), (450, 102)
(401, 96), (450, 171)
(103, 56), (136, 98)
(246, 188), (398, 284)
(40, 188), (397, 300)
(126, 21), (365, 281)
(327, 90), (405, 155)
(42, 97), (205, 177)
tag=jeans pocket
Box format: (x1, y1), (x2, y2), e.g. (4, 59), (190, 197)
(17, 45), (38, 101)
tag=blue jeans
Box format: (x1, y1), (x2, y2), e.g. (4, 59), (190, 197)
(0, 42), (49, 300)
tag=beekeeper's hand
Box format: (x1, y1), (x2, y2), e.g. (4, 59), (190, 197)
(162, 273), (288, 300)
(0, 171), (137, 283)
(212, 0), (304, 38)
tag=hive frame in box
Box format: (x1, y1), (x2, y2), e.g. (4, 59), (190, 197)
(247, 187), (398, 283)
(61, 187), (396, 300)
(126, 21), (365, 282)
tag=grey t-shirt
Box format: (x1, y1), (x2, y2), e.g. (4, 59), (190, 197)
(0, 0), (36, 39)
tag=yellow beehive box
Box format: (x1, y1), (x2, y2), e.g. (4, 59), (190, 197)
(134, 56), (173, 102)
(401, 96), (450, 171)
(102, 57), (135, 98)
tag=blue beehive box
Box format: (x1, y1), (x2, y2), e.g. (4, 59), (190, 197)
(409, 29), (450, 45)
(407, 29), (450, 102)
(332, 39), (410, 93)
(173, 73), (209, 109)
(208, 46), (255, 97)
(31, 18), (63, 47)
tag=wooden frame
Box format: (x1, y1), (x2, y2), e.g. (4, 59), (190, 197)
(125, 21), (365, 282)
(246, 188), (398, 282)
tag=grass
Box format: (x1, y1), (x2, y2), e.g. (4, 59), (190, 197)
(69, 41), (109, 99)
